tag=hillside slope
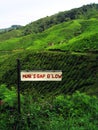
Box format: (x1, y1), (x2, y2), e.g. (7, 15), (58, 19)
(47, 19), (98, 52)
(22, 3), (98, 35)
(0, 3), (98, 42)
(0, 4), (98, 97)
(0, 19), (98, 52)
(0, 51), (98, 96)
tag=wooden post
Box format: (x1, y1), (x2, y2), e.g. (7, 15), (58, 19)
(17, 59), (21, 114)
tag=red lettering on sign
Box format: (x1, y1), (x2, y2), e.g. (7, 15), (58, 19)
(59, 74), (62, 78)
(23, 74), (32, 78)
(21, 72), (62, 81)
(33, 74), (36, 78)
(47, 74), (50, 78)
(36, 74), (45, 78)
(47, 74), (62, 79)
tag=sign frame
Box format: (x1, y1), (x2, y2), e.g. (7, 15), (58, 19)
(21, 70), (62, 81)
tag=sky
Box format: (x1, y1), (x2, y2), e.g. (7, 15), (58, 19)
(0, 0), (98, 29)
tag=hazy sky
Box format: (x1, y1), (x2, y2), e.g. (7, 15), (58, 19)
(0, 0), (98, 28)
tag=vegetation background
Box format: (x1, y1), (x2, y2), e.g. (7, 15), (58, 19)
(0, 3), (98, 130)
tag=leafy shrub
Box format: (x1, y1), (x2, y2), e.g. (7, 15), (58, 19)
(0, 86), (98, 130)
(53, 91), (98, 118)
(0, 84), (24, 109)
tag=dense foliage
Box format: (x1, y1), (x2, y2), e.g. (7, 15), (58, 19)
(0, 84), (98, 130)
(22, 3), (98, 35)
(0, 51), (97, 96)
